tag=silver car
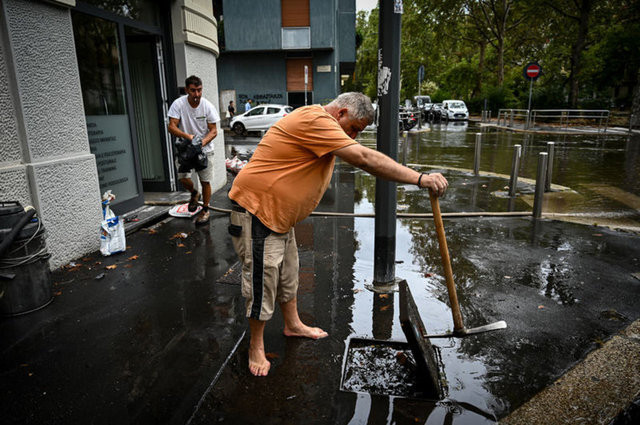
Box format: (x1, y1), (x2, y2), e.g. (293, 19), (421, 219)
(230, 104), (293, 135)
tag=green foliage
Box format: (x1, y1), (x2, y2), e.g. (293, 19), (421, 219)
(352, 0), (640, 111)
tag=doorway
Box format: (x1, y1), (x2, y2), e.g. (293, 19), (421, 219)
(125, 29), (173, 192)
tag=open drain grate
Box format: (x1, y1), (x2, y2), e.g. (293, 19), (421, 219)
(340, 337), (425, 398)
(216, 261), (242, 285)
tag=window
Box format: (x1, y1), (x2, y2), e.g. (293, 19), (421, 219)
(246, 107), (264, 116)
(282, 27), (310, 49)
(266, 107), (280, 114)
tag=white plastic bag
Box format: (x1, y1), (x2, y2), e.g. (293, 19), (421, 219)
(100, 191), (126, 256)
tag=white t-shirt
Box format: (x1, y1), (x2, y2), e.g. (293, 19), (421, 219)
(168, 95), (220, 154)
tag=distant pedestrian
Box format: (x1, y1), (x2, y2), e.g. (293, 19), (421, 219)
(167, 75), (220, 225)
(228, 100), (236, 118)
(244, 99), (253, 112)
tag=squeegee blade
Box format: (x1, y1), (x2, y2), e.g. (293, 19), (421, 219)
(465, 320), (507, 335)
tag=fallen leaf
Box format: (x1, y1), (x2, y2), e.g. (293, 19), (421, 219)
(379, 294), (389, 299)
(54, 291), (62, 296)
(538, 305), (545, 309)
(128, 255), (139, 261)
(94, 261), (102, 265)
(593, 233), (603, 237)
(170, 232), (188, 240)
(177, 243), (185, 248)
(265, 352), (279, 360)
(185, 251), (192, 255)
(28, 372), (33, 377)
(147, 229), (157, 234)
(380, 305), (390, 311)
(106, 265), (117, 270)
(126, 246), (131, 249)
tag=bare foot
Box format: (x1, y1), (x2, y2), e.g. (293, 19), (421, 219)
(248, 346), (271, 376)
(283, 323), (329, 339)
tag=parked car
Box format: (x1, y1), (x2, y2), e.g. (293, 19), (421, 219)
(230, 104), (293, 135)
(442, 100), (469, 120)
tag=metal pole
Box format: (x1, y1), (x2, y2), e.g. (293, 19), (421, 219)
(527, 77), (533, 118)
(474, 132), (482, 176)
(401, 131), (408, 166)
(508, 144), (522, 197)
(533, 152), (548, 219)
(304, 65), (308, 106)
(631, 114), (635, 133)
(510, 109), (514, 127)
(545, 142), (554, 192)
(373, 0), (402, 285)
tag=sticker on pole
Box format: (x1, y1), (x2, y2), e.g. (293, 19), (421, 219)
(523, 62), (542, 81)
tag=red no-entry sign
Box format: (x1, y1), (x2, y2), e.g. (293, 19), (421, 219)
(524, 62), (542, 81)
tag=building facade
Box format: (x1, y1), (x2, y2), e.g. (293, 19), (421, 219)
(0, 0), (226, 268)
(215, 0), (356, 113)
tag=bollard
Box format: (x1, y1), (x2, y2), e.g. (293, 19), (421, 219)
(401, 131), (408, 166)
(630, 114), (635, 133)
(508, 144), (522, 197)
(533, 152), (548, 219)
(488, 110), (491, 122)
(474, 133), (482, 176)
(545, 142), (554, 192)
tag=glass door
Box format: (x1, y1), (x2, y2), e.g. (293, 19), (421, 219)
(125, 28), (172, 192)
(73, 12), (144, 213)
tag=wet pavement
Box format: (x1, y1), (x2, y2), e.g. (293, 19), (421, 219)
(2, 123), (640, 424)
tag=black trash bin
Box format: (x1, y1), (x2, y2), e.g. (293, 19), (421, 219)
(0, 202), (53, 316)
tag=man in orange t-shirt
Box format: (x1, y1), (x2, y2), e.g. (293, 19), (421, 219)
(228, 92), (448, 376)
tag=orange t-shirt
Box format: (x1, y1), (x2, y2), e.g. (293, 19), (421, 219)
(229, 105), (357, 233)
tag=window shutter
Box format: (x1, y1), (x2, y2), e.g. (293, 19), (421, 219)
(281, 0), (310, 27)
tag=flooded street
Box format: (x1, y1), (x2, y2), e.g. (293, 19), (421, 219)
(212, 124), (640, 423)
(3, 125), (638, 424)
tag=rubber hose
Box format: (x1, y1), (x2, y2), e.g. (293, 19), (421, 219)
(0, 208), (36, 258)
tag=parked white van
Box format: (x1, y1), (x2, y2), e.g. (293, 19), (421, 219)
(442, 100), (469, 120)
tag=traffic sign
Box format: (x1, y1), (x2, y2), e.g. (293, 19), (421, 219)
(418, 65), (425, 84)
(523, 62), (542, 81)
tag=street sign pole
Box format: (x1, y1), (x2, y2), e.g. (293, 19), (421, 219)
(523, 62), (541, 129)
(527, 77), (533, 128)
(374, 0), (402, 285)
(418, 64), (424, 129)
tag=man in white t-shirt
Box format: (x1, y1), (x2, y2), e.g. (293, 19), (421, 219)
(168, 75), (220, 225)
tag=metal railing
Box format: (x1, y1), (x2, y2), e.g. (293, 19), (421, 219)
(497, 109), (530, 128)
(529, 109), (610, 132)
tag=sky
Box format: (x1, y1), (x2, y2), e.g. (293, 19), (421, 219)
(356, 0), (378, 13)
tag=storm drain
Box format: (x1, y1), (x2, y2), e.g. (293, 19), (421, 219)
(340, 281), (444, 399)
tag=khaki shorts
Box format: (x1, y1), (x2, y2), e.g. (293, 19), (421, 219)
(176, 152), (214, 182)
(229, 209), (298, 321)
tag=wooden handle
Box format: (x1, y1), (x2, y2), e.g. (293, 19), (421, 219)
(429, 190), (465, 332)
